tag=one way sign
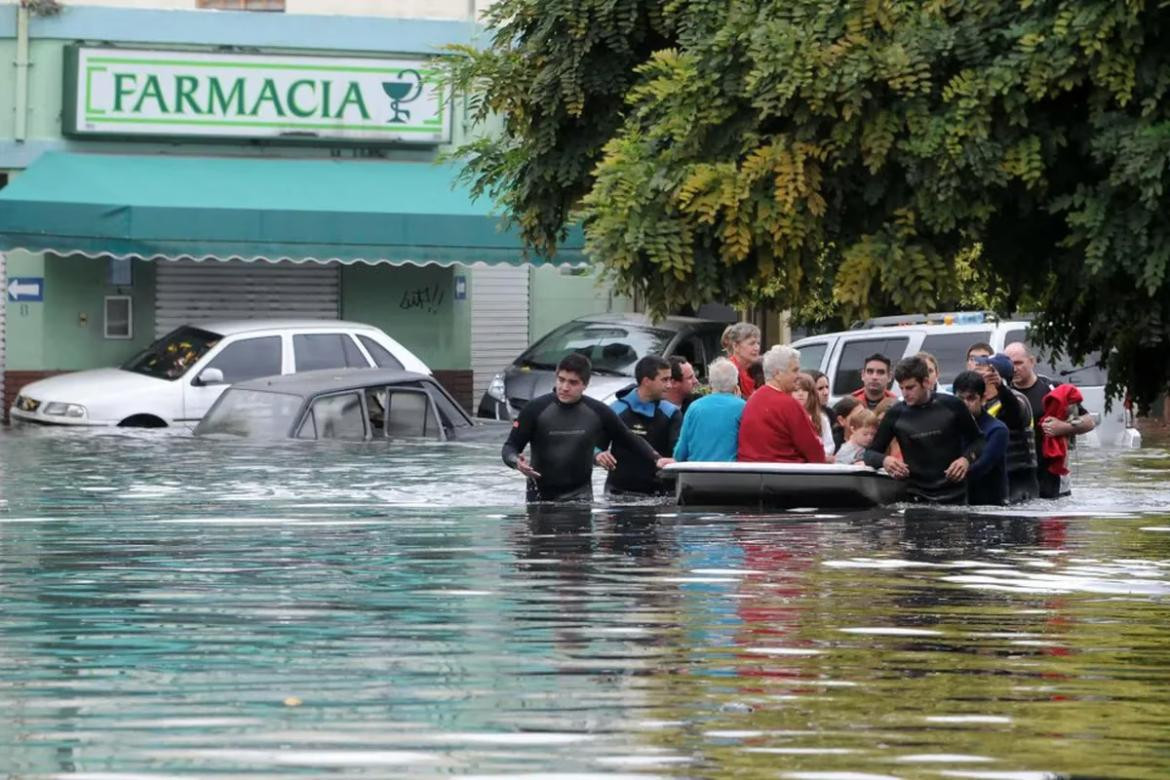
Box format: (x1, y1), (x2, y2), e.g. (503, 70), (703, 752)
(7, 277), (44, 302)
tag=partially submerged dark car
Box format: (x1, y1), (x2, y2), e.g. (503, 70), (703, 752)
(194, 368), (507, 442)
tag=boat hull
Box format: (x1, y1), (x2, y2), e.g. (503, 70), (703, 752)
(664, 462), (908, 508)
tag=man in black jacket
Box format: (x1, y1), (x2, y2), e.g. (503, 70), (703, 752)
(601, 355), (683, 496)
(501, 353), (670, 502)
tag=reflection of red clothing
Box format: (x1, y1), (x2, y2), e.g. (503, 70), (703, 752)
(1040, 384), (1083, 475)
(732, 356), (757, 398)
(738, 386), (827, 463)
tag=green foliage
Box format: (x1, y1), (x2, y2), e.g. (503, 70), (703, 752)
(450, 0), (1170, 409)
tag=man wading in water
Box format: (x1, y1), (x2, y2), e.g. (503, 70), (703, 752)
(501, 353), (672, 502)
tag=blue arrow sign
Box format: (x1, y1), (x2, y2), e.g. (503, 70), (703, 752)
(7, 277), (44, 302)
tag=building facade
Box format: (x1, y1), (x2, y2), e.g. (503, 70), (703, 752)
(0, 0), (629, 418)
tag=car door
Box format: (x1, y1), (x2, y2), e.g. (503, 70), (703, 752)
(295, 391), (369, 440)
(182, 335), (284, 420)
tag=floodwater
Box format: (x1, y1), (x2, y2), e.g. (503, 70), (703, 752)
(0, 426), (1168, 779)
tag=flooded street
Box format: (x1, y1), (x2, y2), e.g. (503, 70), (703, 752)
(0, 427), (1167, 778)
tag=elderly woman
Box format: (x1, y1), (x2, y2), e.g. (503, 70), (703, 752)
(723, 321), (763, 398)
(737, 345), (827, 463)
(672, 358), (747, 462)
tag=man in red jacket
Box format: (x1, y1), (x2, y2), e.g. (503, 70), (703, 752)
(738, 345), (827, 463)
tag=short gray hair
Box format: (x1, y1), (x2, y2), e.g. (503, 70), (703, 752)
(725, 322), (761, 348)
(707, 358), (739, 393)
(762, 344), (800, 380)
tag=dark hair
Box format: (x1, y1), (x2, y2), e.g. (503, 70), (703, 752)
(966, 341), (994, 360)
(557, 353), (592, 384)
(806, 368), (827, 384)
(635, 354), (671, 384)
(893, 355), (929, 384)
(832, 395), (860, 419)
(668, 354), (689, 382)
(952, 370), (986, 397)
(863, 353), (891, 371)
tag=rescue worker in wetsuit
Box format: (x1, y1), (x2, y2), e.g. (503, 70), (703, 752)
(851, 353), (897, 410)
(862, 356), (986, 504)
(971, 351), (1038, 503)
(501, 353), (672, 502)
(953, 370), (1009, 505)
(602, 355), (683, 496)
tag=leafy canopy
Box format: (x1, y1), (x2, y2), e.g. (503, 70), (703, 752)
(447, 0), (1170, 408)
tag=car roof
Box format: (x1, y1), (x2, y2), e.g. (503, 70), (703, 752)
(183, 319), (382, 336)
(229, 368), (431, 395)
(795, 320), (1033, 342)
(570, 312), (727, 330)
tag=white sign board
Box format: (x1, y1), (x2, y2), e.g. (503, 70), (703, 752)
(65, 46), (451, 144)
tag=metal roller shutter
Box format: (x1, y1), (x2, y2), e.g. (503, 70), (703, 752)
(470, 265), (530, 402)
(0, 251), (6, 403)
(155, 259), (340, 337)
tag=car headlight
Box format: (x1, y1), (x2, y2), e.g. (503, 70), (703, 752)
(43, 402), (87, 419)
(487, 373), (507, 402)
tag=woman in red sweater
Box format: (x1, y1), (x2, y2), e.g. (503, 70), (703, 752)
(723, 322), (763, 397)
(738, 345), (827, 463)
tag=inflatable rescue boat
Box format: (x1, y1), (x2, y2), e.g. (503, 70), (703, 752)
(662, 461), (908, 508)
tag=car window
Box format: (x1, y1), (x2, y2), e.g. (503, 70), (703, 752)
(796, 341), (829, 373)
(194, 388), (303, 438)
(921, 331), (992, 385)
(357, 334), (405, 370)
(204, 336), (283, 384)
(518, 321), (673, 376)
(672, 336), (706, 378)
(368, 388), (441, 440)
(700, 326), (726, 368)
(294, 333), (369, 372)
(833, 337), (910, 396)
(306, 392), (366, 440)
(123, 325), (222, 380)
(1003, 328), (1107, 386)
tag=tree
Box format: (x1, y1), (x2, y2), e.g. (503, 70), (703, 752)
(448, 0), (1170, 409)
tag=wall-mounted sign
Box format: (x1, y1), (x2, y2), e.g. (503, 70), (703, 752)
(8, 277), (44, 302)
(64, 46), (451, 145)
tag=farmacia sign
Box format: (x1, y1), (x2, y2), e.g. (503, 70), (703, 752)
(64, 46), (451, 144)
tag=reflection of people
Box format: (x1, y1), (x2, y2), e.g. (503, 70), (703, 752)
(862, 356), (984, 504)
(1004, 342), (1095, 499)
(502, 353), (670, 502)
(603, 356), (680, 496)
(738, 346), (826, 464)
(674, 358), (745, 462)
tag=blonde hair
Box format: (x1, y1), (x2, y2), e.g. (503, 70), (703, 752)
(847, 408), (878, 432)
(916, 350), (940, 377)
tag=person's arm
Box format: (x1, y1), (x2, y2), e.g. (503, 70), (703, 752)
(862, 406), (899, 469)
(501, 399), (541, 477)
(1046, 400), (1096, 437)
(955, 401), (986, 464)
(994, 382), (1025, 430)
(969, 423), (1007, 480)
(666, 408), (683, 455)
(594, 398), (664, 465)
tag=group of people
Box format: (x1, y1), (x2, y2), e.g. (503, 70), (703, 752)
(502, 322), (1095, 505)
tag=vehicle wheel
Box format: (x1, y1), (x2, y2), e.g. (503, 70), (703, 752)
(117, 414), (167, 428)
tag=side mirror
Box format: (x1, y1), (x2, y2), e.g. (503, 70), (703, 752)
(196, 368), (225, 386)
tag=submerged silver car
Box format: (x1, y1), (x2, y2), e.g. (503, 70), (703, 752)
(477, 313), (729, 420)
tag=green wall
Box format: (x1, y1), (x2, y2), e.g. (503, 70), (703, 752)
(528, 265), (633, 341)
(340, 264), (470, 370)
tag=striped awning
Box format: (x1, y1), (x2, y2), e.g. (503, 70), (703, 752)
(0, 151), (585, 267)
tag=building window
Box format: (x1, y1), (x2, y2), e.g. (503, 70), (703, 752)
(196, 0), (285, 11)
(105, 296), (133, 340)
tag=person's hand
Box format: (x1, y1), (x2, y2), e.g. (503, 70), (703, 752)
(883, 456), (909, 479)
(595, 451), (617, 470)
(515, 455), (541, 480)
(655, 457), (675, 470)
(1041, 417), (1070, 437)
(945, 456), (970, 482)
(986, 370), (1001, 388)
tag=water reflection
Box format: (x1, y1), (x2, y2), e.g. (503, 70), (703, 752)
(0, 426), (1167, 777)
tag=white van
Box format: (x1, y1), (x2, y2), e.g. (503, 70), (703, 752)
(792, 312), (1139, 448)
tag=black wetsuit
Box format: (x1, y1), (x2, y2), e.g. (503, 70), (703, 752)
(501, 393), (661, 502)
(862, 393), (985, 504)
(605, 385), (682, 496)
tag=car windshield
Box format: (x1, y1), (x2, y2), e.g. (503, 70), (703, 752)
(194, 388), (304, 438)
(517, 322), (674, 376)
(122, 326), (222, 380)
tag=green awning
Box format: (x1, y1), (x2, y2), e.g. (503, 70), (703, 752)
(0, 151), (585, 267)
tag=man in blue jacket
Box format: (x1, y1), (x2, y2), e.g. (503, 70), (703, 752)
(674, 358), (745, 462)
(953, 370), (1009, 505)
(601, 355), (682, 496)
